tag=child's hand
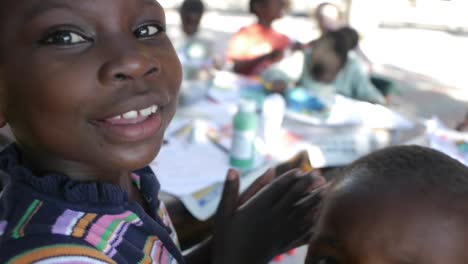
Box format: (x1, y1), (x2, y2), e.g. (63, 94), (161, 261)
(238, 168), (276, 206)
(212, 169), (326, 264)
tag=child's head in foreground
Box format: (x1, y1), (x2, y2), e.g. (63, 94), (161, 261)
(0, 0), (182, 181)
(306, 145), (468, 264)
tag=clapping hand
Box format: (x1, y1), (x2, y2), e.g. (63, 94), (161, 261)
(212, 169), (326, 264)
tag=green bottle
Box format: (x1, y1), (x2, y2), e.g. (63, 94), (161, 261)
(230, 99), (258, 170)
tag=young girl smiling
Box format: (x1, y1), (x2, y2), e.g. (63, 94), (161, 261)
(0, 0), (324, 263)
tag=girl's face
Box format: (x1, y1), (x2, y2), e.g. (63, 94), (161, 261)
(0, 0), (182, 180)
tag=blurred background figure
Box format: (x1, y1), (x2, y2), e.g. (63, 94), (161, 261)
(312, 2), (373, 69)
(171, 0), (220, 77)
(311, 2), (396, 100)
(302, 26), (384, 104)
(225, 0), (292, 75)
(170, 0), (219, 105)
(262, 26), (385, 104)
(315, 2), (343, 35)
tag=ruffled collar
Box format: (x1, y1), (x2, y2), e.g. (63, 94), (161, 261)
(0, 144), (159, 205)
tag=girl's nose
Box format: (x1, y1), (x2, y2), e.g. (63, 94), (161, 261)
(98, 45), (160, 85)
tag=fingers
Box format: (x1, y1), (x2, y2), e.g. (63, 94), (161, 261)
(216, 169), (240, 221)
(238, 169), (302, 209)
(306, 175), (327, 192)
(238, 168), (275, 206)
(272, 172), (315, 212)
(289, 187), (326, 225)
(278, 186), (326, 251)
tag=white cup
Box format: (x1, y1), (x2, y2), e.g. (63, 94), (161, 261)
(262, 94), (286, 153)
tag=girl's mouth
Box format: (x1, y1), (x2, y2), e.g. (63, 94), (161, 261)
(105, 105), (158, 125)
(96, 104), (164, 142)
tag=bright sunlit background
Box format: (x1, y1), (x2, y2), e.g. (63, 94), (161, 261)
(162, 0), (467, 127)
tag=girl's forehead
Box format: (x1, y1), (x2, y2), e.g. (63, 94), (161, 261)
(2, 0), (161, 16)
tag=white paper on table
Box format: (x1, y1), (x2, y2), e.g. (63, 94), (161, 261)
(179, 160), (275, 220)
(328, 96), (413, 129)
(164, 116), (191, 137)
(212, 70), (260, 90)
(208, 87), (241, 103)
(286, 95), (414, 129)
(150, 138), (230, 196)
(178, 100), (236, 128)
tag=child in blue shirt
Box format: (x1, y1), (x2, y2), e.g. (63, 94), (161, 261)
(0, 0), (325, 263)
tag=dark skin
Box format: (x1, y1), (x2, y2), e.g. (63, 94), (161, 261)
(180, 10), (202, 37)
(306, 187), (468, 264)
(0, 0), (326, 263)
(0, 0), (181, 204)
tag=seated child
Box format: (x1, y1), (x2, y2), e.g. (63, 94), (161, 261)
(0, 0), (325, 263)
(306, 145), (468, 264)
(262, 26), (385, 104)
(226, 0), (292, 76)
(170, 0), (218, 71)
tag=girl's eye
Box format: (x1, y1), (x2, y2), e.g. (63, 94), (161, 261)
(40, 30), (88, 45)
(134, 25), (162, 38)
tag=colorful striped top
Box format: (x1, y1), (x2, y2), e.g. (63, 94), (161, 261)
(0, 144), (185, 264)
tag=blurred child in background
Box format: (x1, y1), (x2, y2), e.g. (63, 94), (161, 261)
(226, 0), (293, 75)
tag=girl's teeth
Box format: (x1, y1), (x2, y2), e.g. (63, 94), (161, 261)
(140, 107), (153, 117)
(113, 105), (158, 120)
(123, 110), (138, 119)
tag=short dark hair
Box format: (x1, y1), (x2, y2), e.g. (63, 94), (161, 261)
(249, 0), (266, 14)
(180, 0), (205, 15)
(325, 26), (359, 66)
(331, 145), (468, 203)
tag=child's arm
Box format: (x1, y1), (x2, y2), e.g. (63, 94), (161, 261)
(231, 49), (284, 75)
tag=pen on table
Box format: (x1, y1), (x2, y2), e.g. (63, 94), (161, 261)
(169, 122), (192, 138)
(206, 132), (230, 154)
